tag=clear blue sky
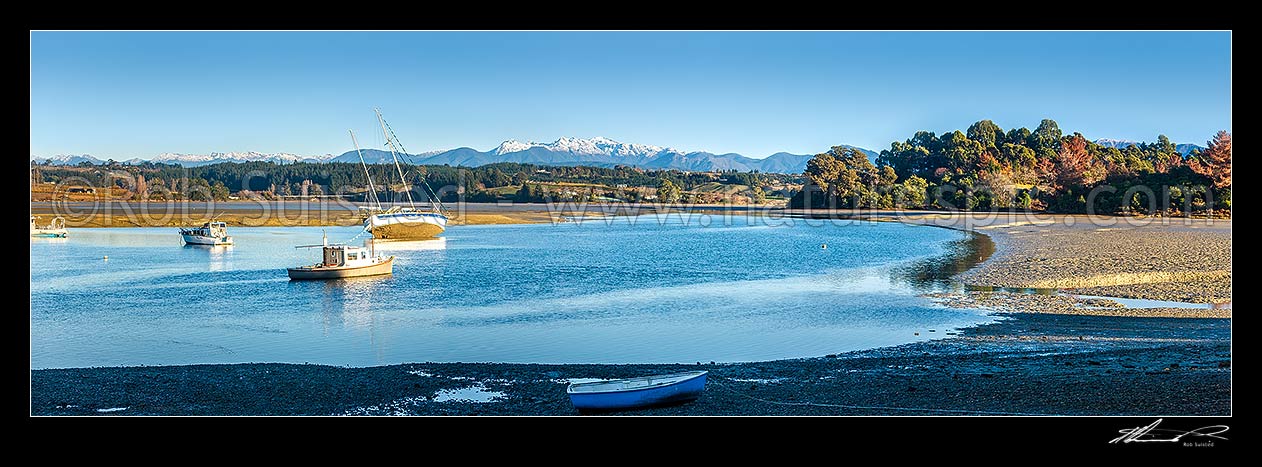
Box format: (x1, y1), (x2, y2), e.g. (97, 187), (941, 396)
(30, 31), (1231, 159)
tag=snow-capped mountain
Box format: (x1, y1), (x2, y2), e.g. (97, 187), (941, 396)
(1094, 139), (1205, 156)
(377, 137), (873, 173)
(494, 140), (535, 155)
(32, 137), (877, 174)
(151, 151), (336, 166)
(30, 154), (105, 165)
(493, 137), (672, 158)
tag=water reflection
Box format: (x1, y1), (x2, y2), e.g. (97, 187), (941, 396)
(966, 285), (1060, 295)
(30, 237), (69, 245)
(184, 244), (234, 271)
(305, 275), (394, 332)
(889, 231), (994, 291)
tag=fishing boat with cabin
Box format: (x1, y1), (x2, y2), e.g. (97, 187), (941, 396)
(179, 221), (233, 245)
(31, 216), (68, 238)
(286, 232), (394, 280)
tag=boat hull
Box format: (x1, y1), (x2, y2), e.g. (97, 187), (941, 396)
(31, 229), (68, 238)
(182, 234), (233, 245)
(287, 256), (395, 280)
(567, 371), (707, 411)
(366, 212), (447, 239)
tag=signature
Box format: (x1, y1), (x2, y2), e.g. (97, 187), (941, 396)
(1110, 419), (1229, 444)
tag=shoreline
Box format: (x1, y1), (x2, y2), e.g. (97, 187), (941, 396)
(31, 312), (1230, 416)
(894, 212), (1231, 306)
(30, 208), (1231, 415)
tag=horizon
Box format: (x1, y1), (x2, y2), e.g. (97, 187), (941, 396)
(31, 31), (1231, 159)
(28, 132), (1212, 164)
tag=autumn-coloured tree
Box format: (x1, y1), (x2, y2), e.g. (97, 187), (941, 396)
(1050, 134), (1101, 190)
(794, 119), (1228, 215)
(1154, 152), (1183, 174)
(1188, 130), (1231, 188)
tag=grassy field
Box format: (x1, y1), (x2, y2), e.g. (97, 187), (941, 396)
(30, 182), (131, 202)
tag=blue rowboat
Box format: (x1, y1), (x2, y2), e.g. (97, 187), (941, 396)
(567, 371), (707, 411)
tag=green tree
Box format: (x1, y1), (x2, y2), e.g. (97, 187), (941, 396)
(210, 181), (230, 201)
(751, 186), (766, 204)
(515, 184), (534, 202)
(879, 166), (898, 186)
(805, 151), (843, 197)
(656, 179), (681, 204)
(1005, 127), (1032, 147)
(1156, 134), (1176, 156)
(940, 131), (984, 174)
(900, 175), (928, 208)
(967, 119), (1004, 149)
(1001, 143), (1037, 169)
(804, 146), (887, 208)
(1032, 119), (1063, 150)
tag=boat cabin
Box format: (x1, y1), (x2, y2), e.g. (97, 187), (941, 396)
(181, 221), (230, 238)
(197, 222), (229, 237)
(320, 244), (379, 267)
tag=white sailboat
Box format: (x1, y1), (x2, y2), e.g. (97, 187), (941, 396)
(353, 108), (449, 239)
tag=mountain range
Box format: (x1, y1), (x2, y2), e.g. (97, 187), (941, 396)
(326, 137), (876, 173)
(31, 137), (878, 174)
(39, 136), (1203, 174)
(1093, 139), (1205, 156)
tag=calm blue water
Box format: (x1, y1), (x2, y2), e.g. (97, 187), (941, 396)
(30, 214), (993, 368)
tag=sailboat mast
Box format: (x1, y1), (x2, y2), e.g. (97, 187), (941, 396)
(349, 129), (380, 211)
(375, 108), (417, 209)
(372, 108), (447, 216)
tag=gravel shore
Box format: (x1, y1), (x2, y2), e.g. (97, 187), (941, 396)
(922, 291), (1230, 318)
(31, 312), (1229, 416)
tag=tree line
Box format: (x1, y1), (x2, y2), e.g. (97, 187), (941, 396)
(34, 160), (801, 203)
(790, 119), (1230, 216)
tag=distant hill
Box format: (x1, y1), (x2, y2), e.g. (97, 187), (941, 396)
(1094, 138), (1205, 156)
(32, 152), (335, 167)
(335, 138), (873, 174)
(31, 137), (877, 174)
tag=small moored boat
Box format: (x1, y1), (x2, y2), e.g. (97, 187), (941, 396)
(287, 233), (394, 280)
(180, 221), (233, 245)
(31, 216), (68, 238)
(567, 370), (708, 411)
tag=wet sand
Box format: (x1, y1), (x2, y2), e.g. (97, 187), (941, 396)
(890, 213), (1232, 306)
(922, 291), (1230, 318)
